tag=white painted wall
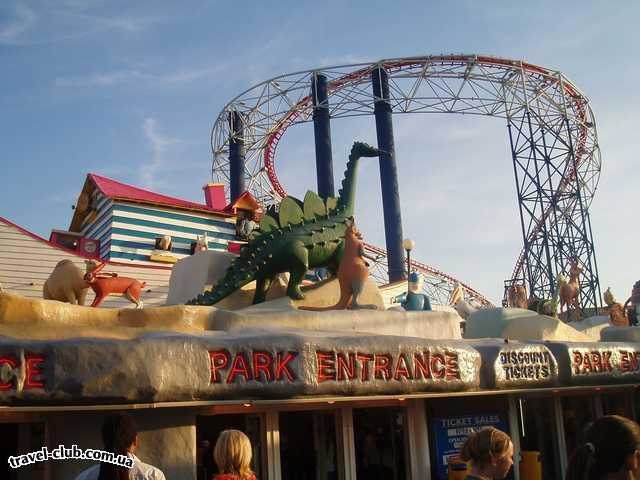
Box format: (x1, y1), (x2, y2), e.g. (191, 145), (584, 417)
(0, 218), (171, 308)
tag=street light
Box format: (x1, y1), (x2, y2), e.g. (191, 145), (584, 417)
(402, 238), (415, 292)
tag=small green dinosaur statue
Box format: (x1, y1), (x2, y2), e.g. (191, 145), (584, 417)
(188, 141), (382, 306)
(530, 275), (563, 317)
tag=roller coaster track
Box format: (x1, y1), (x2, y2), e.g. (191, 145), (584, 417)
(211, 54), (601, 307)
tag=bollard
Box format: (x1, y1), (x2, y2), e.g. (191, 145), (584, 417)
(519, 450), (542, 480)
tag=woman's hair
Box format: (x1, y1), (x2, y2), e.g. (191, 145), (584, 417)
(213, 429), (254, 479)
(460, 427), (512, 468)
(98, 413), (138, 480)
(566, 415), (640, 480)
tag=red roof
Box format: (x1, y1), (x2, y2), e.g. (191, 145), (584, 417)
(88, 173), (232, 216)
(223, 190), (262, 214)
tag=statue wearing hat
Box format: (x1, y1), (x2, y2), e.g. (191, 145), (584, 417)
(401, 271), (433, 311)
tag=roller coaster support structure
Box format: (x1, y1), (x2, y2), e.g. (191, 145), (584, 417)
(372, 66), (405, 283)
(507, 98), (601, 312)
(211, 55), (604, 307)
(229, 110), (245, 203)
(312, 73), (334, 199)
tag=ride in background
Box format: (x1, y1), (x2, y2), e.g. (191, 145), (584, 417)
(209, 54), (601, 312)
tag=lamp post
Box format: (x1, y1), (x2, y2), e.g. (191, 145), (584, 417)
(402, 239), (415, 293)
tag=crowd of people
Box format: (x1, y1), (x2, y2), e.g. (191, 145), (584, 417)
(76, 411), (640, 480)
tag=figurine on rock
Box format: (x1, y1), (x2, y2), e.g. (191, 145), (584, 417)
(530, 275), (564, 318)
(603, 287), (629, 327)
(507, 283), (528, 309)
(43, 259), (99, 305)
(624, 280), (640, 326)
(448, 282), (464, 307)
(401, 272), (432, 311)
(559, 260), (582, 321)
(299, 218), (377, 311)
(84, 261), (146, 308)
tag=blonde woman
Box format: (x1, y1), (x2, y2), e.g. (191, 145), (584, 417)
(460, 427), (514, 480)
(213, 430), (256, 480)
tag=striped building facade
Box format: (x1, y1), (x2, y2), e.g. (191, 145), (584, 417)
(71, 174), (238, 266)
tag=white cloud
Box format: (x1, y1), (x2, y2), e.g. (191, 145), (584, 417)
(0, 3), (37, 45)
(55, 70), (144, 88)
(60, 10), (163, 35)
(54, 64), (225, 89)
(0, 1), (166, 46)
(140, 118), (179, 190)
(316, 54), (370, 68)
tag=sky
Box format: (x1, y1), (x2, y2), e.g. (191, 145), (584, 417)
(0, 0), (637, 305)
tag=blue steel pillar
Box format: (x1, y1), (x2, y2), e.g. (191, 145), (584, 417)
(229, 110), (245, 203)
(312, 73), (334, 199)
(372, 66), (406, 282)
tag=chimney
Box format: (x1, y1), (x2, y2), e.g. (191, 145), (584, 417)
(203, 183), (226, 210)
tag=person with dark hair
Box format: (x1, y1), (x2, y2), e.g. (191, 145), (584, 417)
(75, 413), (166, 480)
(459, 427), (514, 479)
(566, 415), (640, 480)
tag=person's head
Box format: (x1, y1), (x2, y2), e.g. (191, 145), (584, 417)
(460, 427), (514, 479)
(566, 415), (640, 480)
(408, 271), (423, 292)
(98, 413), (138, 480)
(213, 429), (254, 479)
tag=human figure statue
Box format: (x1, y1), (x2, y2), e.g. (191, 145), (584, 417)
(240, 217), (256, 239)
(624, 280), (640, 327)
(401, 271), (432, 311)
(236, 211), (257, 241)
